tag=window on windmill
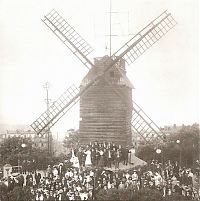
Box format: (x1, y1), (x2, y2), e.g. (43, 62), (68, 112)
(110, 71), (114, 77)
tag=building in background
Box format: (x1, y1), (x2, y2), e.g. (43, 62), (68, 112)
(0, 129), (51, 150)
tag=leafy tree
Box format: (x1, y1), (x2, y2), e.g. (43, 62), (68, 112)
(137, 123), (199, 167)
(0, 137), (32, 165)
(162, 124), (199, 167)
(63, 129), (80, 149)
(137, 145), (155, 163)
(0, 136), (61, 170)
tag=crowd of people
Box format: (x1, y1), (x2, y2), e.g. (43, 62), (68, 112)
(69, 141), (136, 169)
(1, 141), (200, 200)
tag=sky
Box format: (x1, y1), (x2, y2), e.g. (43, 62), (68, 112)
(0, 0), (199, 138)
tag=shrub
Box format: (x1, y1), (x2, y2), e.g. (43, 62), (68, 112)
(8, 186), (34, 201)
(132, 188), (163, 201)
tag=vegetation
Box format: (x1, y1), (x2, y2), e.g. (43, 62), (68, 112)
(138, 123), (200, 167)
(96, 188), (198, 201)
(0, 136), (64, 169)
(8, 186), (34, 201)
(63, 129), (80, 149)
(0, 136), (33, 166)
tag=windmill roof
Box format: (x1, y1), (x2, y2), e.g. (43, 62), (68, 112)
(80, 57), (134, 89)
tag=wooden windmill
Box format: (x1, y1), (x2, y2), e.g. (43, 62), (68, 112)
(31, 9), (176, 146)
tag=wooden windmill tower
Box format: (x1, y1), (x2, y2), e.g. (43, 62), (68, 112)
(79, 56), (133, 145)
(31, 9), (177, 146)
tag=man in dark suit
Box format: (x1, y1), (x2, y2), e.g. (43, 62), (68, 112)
(122, 146), (129, 165)
(34, 170), (41, 187)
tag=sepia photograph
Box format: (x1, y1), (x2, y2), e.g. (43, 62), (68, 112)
(0, 0), (199, 200)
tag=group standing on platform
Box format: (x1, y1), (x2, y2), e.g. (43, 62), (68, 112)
(70, 141), (134, 170)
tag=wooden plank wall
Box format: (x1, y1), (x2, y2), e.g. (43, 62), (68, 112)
(79, 82), (132, 146)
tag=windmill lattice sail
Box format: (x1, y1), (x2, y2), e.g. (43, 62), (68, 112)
(131, 101), (166, 144)
(42, 9), (94, 69)
(31, 84), (79, 135)
(111, 10), (177, 65)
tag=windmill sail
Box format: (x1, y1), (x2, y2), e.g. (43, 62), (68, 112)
(131, 101), (166, 144)
(31, 84), (80, 135)
(42, 9), (94, 69)
(111, 10), (177, 65)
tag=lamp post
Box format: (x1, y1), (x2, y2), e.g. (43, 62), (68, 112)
(156, 148), (162, 164)
(18, 143), (27, 173)
(176, 139), (182, 167)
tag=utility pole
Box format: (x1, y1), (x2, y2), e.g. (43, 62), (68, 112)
(43, 82), (51, 155)
(199, 125), (200, 164)
(198, 126), (200, 183)
(109, 0), (112, 57)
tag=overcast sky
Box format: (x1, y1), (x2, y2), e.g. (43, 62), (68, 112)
(0, 0), (199, 137)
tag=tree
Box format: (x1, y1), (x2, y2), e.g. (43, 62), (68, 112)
(63, 129), (80, 149)
(0, 137), (32, 166)
(137, 145), (155, 163)
(0, 136), (57, 170)
(137, 123), (199, 167)
(163, 124), (199, 167)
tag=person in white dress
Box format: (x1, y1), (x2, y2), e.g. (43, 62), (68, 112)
(128, 147), (136, 164)
(70, 149), (80, 169)
(84, 149), (92, 166)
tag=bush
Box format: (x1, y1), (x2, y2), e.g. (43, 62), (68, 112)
(96, 188), (121, 200)
(8, 186), (34, 201)
(118, 188), (132, 200)
(132, 188), (163, 201)
(96, 187), (163, 201)
(163, 193), (197, 201)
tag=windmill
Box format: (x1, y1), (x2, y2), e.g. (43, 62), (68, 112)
(31, 9), (176, 146)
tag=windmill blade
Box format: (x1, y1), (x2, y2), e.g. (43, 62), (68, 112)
(42, 9), (94, 69)
(131, 101), (167, 144)
(31, 84), (80, 135)
(111, 10), (177, 65)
